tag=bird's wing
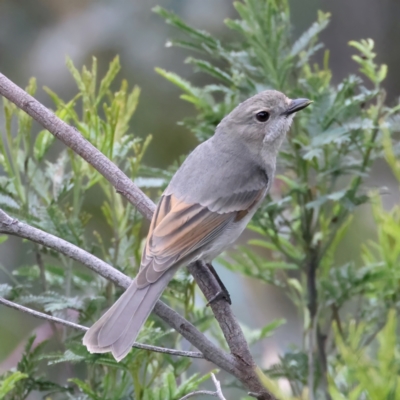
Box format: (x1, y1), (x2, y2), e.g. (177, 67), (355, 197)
(135, 189), (265, 288)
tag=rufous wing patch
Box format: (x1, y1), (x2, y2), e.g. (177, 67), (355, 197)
(137, 188), (266, 288)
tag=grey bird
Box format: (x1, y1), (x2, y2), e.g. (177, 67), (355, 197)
(83, 90), (311, 361)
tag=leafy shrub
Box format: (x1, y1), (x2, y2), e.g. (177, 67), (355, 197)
(0, 0), (399, 399)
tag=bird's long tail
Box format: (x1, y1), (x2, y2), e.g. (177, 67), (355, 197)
(83, 269), (175, 361)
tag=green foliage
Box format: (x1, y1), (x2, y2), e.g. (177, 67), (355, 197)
(0, 1), (399, 399)
(349, 39), (388, 87)
(329, 310), (400, 400)
(0, 372), (28, 398)
(242, 319), (286, 346)
(3, 336), (72, 399)
(153, 1), (400, 399)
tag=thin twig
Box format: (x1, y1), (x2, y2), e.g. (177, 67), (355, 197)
(179, 373), (227, 400)
(211, 373), (228, 400)
(0, 296), (203, 359)
(179, 391), (218, 400)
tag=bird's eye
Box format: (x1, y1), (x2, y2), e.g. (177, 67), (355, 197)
(255, 111), (270, 122)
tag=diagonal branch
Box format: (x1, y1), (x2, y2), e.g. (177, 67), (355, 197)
(0, 72), (276, 400)
(0, 296), (203, 359)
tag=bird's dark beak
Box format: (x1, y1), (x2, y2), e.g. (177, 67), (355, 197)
(283, 98), (312, 116)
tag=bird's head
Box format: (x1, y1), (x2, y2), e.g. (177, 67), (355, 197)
(217, 90), (312, 155)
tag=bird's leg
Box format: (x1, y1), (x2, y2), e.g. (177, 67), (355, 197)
(205, 263), (232, 306)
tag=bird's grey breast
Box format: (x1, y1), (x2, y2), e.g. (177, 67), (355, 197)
(165, 137), (270, 208)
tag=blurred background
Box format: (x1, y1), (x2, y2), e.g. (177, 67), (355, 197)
(0, 0), (399, 396)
